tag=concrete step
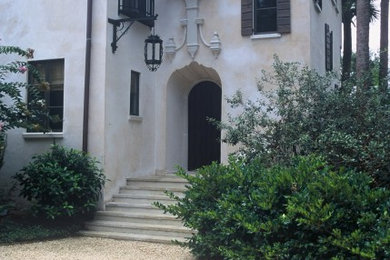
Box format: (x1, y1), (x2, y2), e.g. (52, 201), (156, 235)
(156, 171), (196, 177)
(111, 194), (176, 205)
(125, 180), (188, 190)
(81, 175), (191, 243)
(126, 176), (188, 184)
(119, 186), (186, 197)
(79, 230), (186, 244)
(85, 220), (192, 239)
(94, 211), (183, 226)
(105, 202), (167, 214)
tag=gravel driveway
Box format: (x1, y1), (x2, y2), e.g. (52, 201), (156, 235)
(0, 237), (195, 260)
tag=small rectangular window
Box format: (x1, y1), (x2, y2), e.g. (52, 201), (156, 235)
(254, 0), (277, 33)
(28, 59), (64, 132)
(130, 70), (140, 116)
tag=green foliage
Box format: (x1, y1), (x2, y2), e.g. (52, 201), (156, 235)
(0, 217), (82, 244)
(219, 56), (390, 188)
(346, 52), (382, 86)
(0, 189), (14, 218)
(14, 145), (106, 220)
(157, 156), (390, 259)
(0, 45), (51, 132)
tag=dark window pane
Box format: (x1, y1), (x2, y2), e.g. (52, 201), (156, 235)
(28, 59), (64, 132)
(48, 107), (63, 131)
(255, 9), (277, 32)
(255, 0), (276, 8)
(49, 90), (63, 107)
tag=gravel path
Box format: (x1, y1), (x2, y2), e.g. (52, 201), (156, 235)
(0, 237), (195, 260)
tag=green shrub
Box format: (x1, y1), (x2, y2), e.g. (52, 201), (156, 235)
(0, 217), (82, 244)
(14, 145), (106, 220)
(219, 56), (390, 188)
(157, 156), (390, 259)
(0, 188), (14, 218)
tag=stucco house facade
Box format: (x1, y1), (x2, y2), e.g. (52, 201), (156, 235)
(0, 0), (341, 208)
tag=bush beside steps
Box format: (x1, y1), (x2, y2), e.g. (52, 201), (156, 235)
(157, 156), (390, 259)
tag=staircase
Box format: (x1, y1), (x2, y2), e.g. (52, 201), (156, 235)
(80, 175), (192, 243)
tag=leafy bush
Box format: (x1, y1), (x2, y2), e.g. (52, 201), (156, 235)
(157, 156), (390, 259)
(218, 56), (390, 188)
(14, 145), (106, 220)
(0, 217), (82, 244)
(0, 46), (51, 132)
(0, 186), (15, 218)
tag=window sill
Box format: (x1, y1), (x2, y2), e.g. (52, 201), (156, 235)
(129, 115), (143, 122)
(251, 33), (281, 40)
(23, 132), (64, 139)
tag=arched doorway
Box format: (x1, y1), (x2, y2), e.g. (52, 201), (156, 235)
(188, 81), (221, 170)
(164, 62), (222, 172)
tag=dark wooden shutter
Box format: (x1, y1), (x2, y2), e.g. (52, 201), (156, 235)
(330, 31), (333, 70)
(277, 0), (291, 33)
(325, 23), (333, 71)
(241, 0), (253, 36)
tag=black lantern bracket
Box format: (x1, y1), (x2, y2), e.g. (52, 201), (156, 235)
(108, 15), (158, 53)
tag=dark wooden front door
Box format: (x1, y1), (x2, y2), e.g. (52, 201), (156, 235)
(188, 81), (221, 170)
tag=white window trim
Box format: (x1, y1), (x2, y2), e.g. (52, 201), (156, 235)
(23, 132), (64, 139)
(251, 33), (281, 40)
(128, 115), (143, 122)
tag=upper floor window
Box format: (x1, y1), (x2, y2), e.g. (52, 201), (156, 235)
(254, 0), (277, 33)
(241, 0), (291, 36)
(28, 59), (64, 132)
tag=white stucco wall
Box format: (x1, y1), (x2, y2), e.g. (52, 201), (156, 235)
(0, 0), (88, 197)
(98, 1), (158, 202)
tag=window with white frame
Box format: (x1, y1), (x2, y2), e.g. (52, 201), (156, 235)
(241, 0), (291, 36)
(28, 59), (64, 132)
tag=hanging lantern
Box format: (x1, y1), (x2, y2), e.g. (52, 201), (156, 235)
(144, 34), (163, 72)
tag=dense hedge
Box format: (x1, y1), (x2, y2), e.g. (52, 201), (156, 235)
(157, 156), (390, 259)
(14, 145), (106, 220)
(219, 57), (390, 188)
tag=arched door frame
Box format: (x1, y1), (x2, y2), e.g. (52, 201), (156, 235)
(164, 62), (222, 172)
(188, 81), (222, 170)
